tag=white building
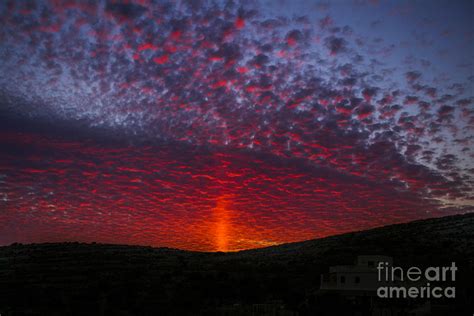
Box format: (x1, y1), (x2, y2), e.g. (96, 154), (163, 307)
(320, 255), (393, 293)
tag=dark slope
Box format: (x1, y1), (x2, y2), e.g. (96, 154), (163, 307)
(1, 213), (473, 315)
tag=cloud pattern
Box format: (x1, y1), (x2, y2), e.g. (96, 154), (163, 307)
(0, 0), (472, 251)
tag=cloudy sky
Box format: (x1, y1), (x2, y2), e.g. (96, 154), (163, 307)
(0, 0), (473, 251)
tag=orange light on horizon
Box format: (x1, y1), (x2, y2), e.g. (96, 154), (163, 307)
(214, 195), (232, 252)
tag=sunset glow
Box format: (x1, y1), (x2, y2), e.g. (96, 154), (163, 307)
(214, 196), (231, 252)
(0, 0), (473, 251)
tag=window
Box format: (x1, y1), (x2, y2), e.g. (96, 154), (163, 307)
(355, 276), (360, 284)
(340, 276), (345, 284)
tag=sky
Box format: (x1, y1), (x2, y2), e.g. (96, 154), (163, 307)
(0, 0), (473, 251)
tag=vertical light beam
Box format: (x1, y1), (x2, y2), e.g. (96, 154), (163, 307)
(214, 195), (232, 252)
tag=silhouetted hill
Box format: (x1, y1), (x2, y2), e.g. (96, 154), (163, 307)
(1, 213), (473, 315)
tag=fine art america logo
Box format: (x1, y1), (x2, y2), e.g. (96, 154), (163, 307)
(376, 262), (457, 299)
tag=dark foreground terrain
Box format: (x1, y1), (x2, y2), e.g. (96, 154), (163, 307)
(1, 213), (474, 315)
